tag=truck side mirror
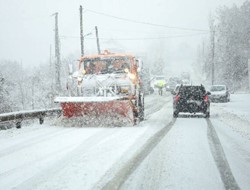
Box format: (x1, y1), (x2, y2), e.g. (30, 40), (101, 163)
(136, 59), (143, 73)
(68, 64), (73, 75)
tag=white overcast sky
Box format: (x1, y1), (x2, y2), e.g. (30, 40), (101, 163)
(0, 0), (246, 71)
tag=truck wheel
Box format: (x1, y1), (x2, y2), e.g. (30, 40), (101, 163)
(16, 121), (22, 129)
(204, 112), (210, 118)
(139, 106), (144, 121)
(39, 117), (44, 125)
(173, 111), (178, 118)
(138, 94), (144, 121)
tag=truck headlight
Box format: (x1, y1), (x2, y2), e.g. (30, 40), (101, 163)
(128, 73), (136, 80)
(120, 85), (131, 94)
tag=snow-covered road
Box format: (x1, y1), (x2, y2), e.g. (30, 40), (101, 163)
(0, 93), (250, 190)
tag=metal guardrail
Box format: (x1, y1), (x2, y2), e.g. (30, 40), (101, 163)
(0, 108), (62, 129)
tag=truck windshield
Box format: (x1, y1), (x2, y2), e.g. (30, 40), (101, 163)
(82, 57), (131, 74)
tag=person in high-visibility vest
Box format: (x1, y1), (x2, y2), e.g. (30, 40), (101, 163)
(157, 80), (166, 95)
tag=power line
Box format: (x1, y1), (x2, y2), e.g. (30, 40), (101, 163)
(99, 27), (195, 36)
(60, 28), (95, 39)
(100, 33), (209, 40)
(60, 32), (208, 41)
(86, 9), (209, 32)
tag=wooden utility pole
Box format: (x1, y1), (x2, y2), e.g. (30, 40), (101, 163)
(211, 29), (215, 85)
(80, 5), (84, 56)
(95, 26), (101, 54)
(248, 59), (250, 92)
(49, 44), (52, 69)
(49, 44), (54, 92)
(52, 12), (61, 92)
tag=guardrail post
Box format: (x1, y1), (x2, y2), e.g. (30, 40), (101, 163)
(16, 121), (22, 129)
(39, 117), (44, 125)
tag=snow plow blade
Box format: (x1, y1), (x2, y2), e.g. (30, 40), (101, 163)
(54, 97), (135, 124)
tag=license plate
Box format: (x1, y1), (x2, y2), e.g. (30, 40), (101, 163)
(187, 100), (201, 105)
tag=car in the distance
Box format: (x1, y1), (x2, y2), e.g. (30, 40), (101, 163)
(173, 84), (181, 94)
(166, 77), (182, 91)
(172, 85), (211, 118)
(209, 85), (230, 102)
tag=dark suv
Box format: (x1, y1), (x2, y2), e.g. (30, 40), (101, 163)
(172, 85), (211, 118)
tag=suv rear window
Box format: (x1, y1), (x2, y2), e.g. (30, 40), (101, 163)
(179, 86), (206, 100)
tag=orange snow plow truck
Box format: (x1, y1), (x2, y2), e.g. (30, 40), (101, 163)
(54, 51), (144, 125)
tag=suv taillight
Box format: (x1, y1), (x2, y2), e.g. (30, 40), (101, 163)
(175, 95), (180, 102)
(204, 95), (209, 102)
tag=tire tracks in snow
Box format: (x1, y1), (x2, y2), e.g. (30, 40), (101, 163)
(94, 118), (176, 190)
(94, 116), (240, 190)
(206, 119), (241, 190)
